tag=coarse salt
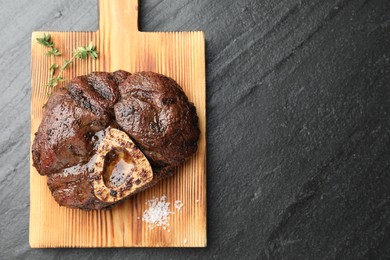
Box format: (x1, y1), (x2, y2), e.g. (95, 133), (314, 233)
(142, 195), (174, 229)
(142, 195), (185, 230)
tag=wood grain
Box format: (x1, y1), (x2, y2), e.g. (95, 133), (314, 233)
(30, 0), (206, 248)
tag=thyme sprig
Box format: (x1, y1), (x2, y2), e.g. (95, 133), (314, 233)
(48, 42), (98, 88)
(36, 33), (61, 57)
(36, 34), (99, 95)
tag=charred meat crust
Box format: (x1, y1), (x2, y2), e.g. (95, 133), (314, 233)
(32, 88), (111, 176)
(32, 70), (199, 210)
(114, 72), (200, 167)
(47, 166), (174, 210)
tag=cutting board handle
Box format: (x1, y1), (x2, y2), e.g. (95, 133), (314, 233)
(99, 0), (139, 34)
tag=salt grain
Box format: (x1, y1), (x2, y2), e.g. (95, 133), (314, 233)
(174, 200), (184, 211)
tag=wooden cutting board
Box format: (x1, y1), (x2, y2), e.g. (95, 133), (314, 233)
(30, 0), (206, 248)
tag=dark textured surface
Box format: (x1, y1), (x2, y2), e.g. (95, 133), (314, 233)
(115, 71), (200, 167)
(1, 0), (390, 259)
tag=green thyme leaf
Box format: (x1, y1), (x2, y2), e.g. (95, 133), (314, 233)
(37, 33), (54, 48)
(49, 64), (59, 70)
(73, 42), (99, 60)
(46, 48), (61, 56)
(49, 64), (59, 78)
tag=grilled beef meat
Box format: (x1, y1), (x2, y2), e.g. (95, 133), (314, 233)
(47, 128), (155, 210)
(32, 70), (199, 210)
(115, 72), (200, 167)
(47, 159), (174, 210)
(31, 88), (111, 176)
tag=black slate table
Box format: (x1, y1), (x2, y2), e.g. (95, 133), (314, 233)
(1, 0), (390, 259)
